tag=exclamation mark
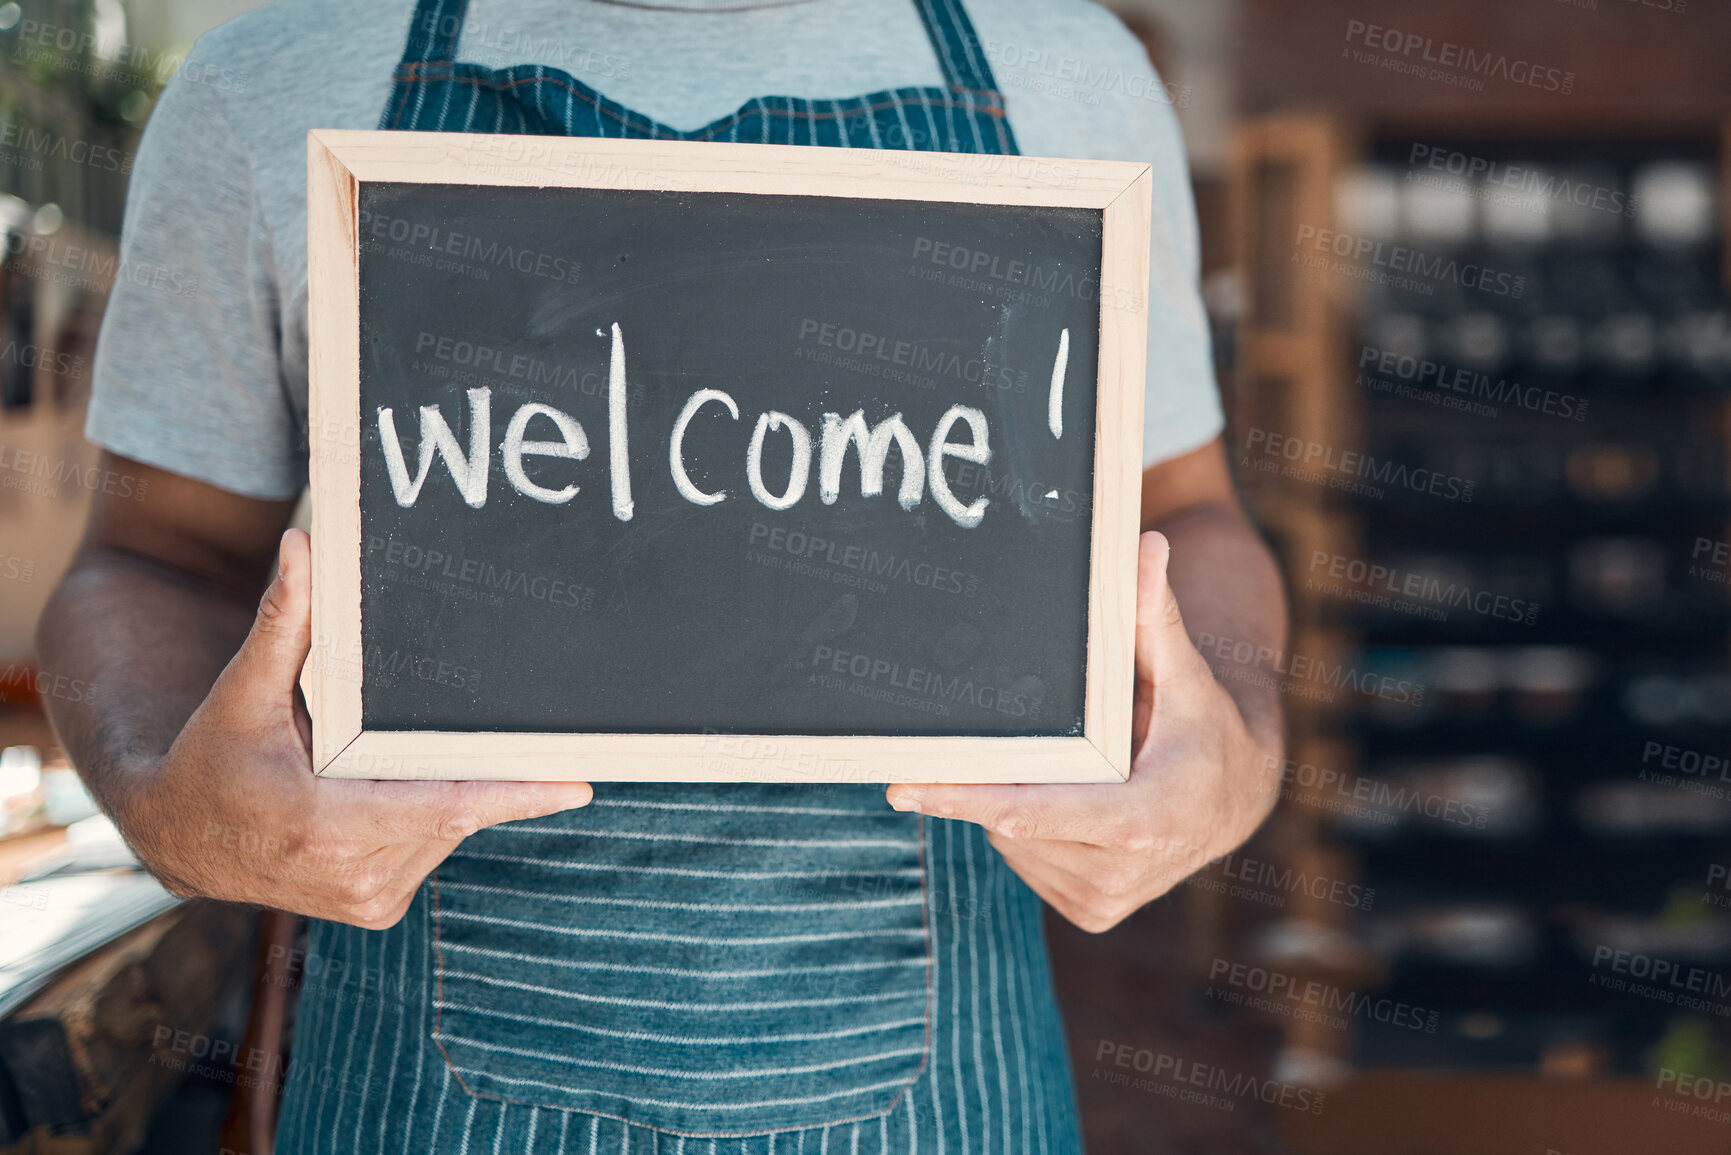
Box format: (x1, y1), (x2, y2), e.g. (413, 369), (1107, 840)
(1048, 327), (1069, 441)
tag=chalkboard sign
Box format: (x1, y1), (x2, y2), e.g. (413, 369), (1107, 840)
(306, 131), (1149, 783)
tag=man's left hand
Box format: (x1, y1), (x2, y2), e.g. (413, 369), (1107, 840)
(885, 531), (1282, 933)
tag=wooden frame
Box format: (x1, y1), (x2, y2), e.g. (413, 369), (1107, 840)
(306, 129), (1150, 783)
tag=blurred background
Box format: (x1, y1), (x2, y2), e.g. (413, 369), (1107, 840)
(0, 0), (1727, 1152)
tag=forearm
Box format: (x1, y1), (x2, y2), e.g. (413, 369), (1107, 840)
(1149, 502), (1288, 755)
(35, 549), (258, 814)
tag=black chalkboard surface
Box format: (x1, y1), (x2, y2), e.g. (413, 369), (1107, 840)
(307, 132), (1148, 781)
(359, 181), (1097, 736)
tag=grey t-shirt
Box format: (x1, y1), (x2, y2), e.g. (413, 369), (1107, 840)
(86, 0), (1222, 499)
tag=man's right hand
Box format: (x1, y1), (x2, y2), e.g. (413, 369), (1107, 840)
(116, 527), (592, 929)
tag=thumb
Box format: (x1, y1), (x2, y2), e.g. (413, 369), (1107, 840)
(232, 529), (313, 696)
(354, 778), (595, 845)
(1134, 532), (1208, 735)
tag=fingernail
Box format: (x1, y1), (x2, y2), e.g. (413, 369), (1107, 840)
(537, 785), (592, 812)
(888, 790), (924, 813)
(560, 785), (595, 808)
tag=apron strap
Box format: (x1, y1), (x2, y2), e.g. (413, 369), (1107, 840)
(398, 0), (468, 68)
(391, 0), (1005, 92)
(912, 0), (1006, 94)
(380, 0), (1016, 146)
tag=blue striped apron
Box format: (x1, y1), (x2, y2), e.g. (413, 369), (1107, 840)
(277, 2), (1082, 1150)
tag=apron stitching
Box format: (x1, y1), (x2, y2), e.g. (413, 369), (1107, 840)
(389, 71), (1006, 138)
(428, 869), (486, 1104)
(431, 1079), (925, 1141)
(909, 814), (936, 1134)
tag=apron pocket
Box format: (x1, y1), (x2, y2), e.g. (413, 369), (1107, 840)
(429, 785), (932, 1136)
